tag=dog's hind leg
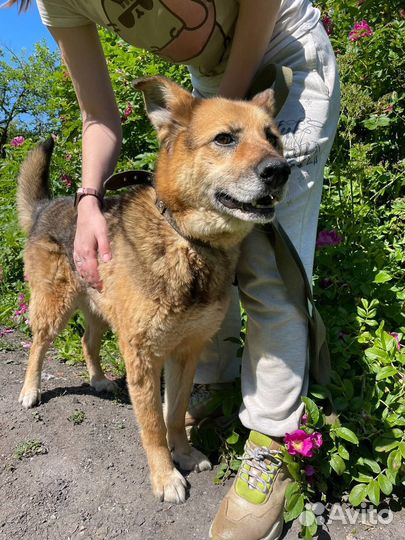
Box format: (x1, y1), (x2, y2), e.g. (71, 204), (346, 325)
(119, 336), (187, 504)
(19, 244), (77, 409)
(164, 343), (212, 473)
(19, 287), (75, 409)
(80, 304), (118, 394)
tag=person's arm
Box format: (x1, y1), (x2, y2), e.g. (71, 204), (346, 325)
(48, 23), (122, 289)
(218, 0), (281, 99)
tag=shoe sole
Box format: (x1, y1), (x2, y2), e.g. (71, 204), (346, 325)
(208, 516), (283, 540)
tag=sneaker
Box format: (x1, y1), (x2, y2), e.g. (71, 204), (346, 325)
(209, 431), (290, 540)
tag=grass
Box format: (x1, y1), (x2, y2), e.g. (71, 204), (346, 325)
(14, 439), (48, 460)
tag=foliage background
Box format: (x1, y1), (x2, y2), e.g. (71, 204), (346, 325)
(1, 0), (404, 535)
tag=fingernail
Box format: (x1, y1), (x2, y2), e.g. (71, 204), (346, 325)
(102, 253), (111, 263)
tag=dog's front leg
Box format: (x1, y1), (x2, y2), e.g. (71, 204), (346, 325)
(120, 338), (188, 504)
(164, 344), (212, 473)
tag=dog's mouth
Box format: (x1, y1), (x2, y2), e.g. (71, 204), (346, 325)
(215, 191), (277, 221)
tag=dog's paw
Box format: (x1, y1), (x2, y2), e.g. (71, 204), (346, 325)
(153, 468), (188, 504)
(19, 387), (41, 409)
(172, 446), (212, 473)
(90, 377), (118, 393)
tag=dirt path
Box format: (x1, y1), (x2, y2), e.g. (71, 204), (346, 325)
(1, 331), (404, 540)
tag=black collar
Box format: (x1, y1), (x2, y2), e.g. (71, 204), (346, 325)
(103, 170), (211, 249)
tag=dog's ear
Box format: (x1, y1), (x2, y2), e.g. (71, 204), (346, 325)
(251, 88), (275, 117)
(133, 76), (196, 146)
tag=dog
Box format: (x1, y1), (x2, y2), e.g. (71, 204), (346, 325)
(17, 76), (290, 503)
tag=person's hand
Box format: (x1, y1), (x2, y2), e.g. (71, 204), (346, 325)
(73, 196), (111, 290)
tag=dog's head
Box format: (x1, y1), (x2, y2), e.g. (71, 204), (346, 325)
(134, 77), (290, 245)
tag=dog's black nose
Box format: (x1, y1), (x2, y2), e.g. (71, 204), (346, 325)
(256, 157), (291, 187)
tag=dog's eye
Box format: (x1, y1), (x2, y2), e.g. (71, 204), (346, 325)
(265, 128), (279, 147)
(214, 133), (236, 146)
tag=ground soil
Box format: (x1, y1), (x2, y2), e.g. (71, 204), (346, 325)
(1, 329), (404, 540)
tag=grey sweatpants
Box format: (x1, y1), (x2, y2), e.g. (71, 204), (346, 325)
(192, 22), (340, 437)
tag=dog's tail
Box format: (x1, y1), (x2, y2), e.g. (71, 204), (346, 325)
(17, 137), (54, 233)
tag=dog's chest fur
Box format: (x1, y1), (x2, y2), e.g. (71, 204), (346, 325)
(88, 187), (240, 352)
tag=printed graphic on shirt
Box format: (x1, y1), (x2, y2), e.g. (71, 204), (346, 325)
(101, 0), (231, 71)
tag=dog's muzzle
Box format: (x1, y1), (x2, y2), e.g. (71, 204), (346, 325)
(255, 157), (291, 189)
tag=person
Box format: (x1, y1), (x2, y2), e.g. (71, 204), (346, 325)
(8, 1), (340, 538)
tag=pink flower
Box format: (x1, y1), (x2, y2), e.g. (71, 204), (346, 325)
(0, 328), (14, 337)
(301, 413), (309, 425)
(61, 174), (73, 189)
(322, 16), (333, 36)
(316, 230), (343, 248)
(15, 304), (28, 317)
(304, 464), (316, 477)
(65, 153), (72, 161)
(123, 102), (133, 118)
(284, 430), (323, 458)
(18, 293), (25, 303)
(312, 432), (323, 448)
(11, 136), (25, 147)
(389, 332), (402, 350)
(349, 21), (374, 42)
(21, 341), (32, 349)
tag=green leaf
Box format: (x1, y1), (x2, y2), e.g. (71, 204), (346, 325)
(349, 484), (368, 506)
(286, 461), (302, 482)
(363, 115), (391, 130)
(330, 453), (346, 475)
(358, 457), (381, 473)
(399, 442), (405, 459)
(285, 481), (300, 509)
(284, 494), (304, 522)
(385, 468), (398, 484)
(309, 384), (332, 401)
(226, 432), (239, 445)
(353, 473), (373, 483)
(335, 427), (359, 445)
(300, 510), (317, 538)
(302, 396), (320, 425)
(378, 474), (393, 496)
(387, 449), (402, 472)
(230, 459), (241, 471)
(338, 444), (350, 460)
(367, 480), (380, 506)
(374, 270), (393, 283)
(374, 437), (400, 452)
(376, 366), (398, 380)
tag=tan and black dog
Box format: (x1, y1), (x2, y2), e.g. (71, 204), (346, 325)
(17, 76), (290, 503)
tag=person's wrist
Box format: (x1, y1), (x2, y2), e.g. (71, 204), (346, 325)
(76, 193), (103, 212)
